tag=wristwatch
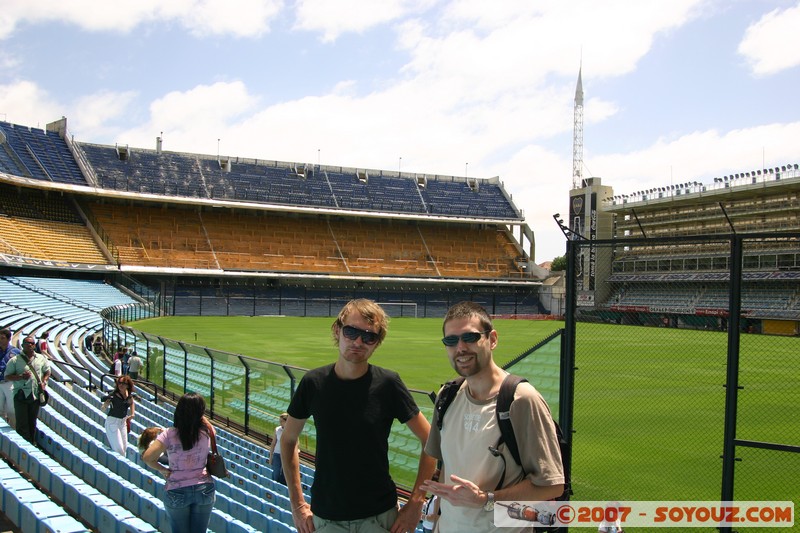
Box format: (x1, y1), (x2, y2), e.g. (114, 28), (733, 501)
(483, 491), (495, 512)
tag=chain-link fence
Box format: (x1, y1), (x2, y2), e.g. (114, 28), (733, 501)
(565, 233), (799, 532)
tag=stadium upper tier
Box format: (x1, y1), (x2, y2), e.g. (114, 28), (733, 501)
(78, 143), (520, 219)
(0, 119), (522, 221)
(0, 121), (85, 185)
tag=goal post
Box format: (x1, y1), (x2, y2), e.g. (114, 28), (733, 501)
(377, 302), (418, 318)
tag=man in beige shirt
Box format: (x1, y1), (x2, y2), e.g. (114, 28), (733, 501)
(423, 302), (564, 533)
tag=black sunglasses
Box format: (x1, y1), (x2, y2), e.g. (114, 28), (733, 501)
(341, 325), (380, 345)
(442, 330), (490, 347)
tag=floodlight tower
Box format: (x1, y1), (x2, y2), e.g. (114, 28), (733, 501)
(572, 67), (584, 190)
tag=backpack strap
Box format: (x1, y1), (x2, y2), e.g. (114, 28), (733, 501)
(495, 374), (527, 467)
(488, 374), (527, 490)
(434, 377), (465, 430)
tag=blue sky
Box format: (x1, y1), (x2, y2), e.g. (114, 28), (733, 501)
(1, 0), (799, 262)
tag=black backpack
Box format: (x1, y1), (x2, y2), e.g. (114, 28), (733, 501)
(434, 374), (571, 502)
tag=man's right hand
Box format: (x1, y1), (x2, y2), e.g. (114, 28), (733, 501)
(291, 502), (315, 533)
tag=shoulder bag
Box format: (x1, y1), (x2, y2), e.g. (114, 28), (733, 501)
(205, 423), (228, 478)
(24, 356), (49, 406)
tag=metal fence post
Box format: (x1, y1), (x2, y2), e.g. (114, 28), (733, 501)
(560, 239), (579, 507)
(204, 347), (216, 416)
(720, 234), (744, 531)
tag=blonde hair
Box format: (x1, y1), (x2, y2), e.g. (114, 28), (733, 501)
(331, 299), (389, 346)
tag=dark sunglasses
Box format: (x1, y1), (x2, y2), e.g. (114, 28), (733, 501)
(442, 330), (490, 347)
(341, 325), (380, 345)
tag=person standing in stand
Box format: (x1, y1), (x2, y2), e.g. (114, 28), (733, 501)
(122, 349), (131, 376)
(4, 335), (50, 444)
(102, 375), (136, 456)
(143, 393), (216, 533)
(84, 334), (94, 353)
(93, 336), (105, 356)
(268, 412), (288, 485)
(37, 332), (50, 357)
(281, 299), (436, 533)
(0, 328), (21, 427)
(127, 351), (143, 380)
(422, 302), (564, 533)
(421, 494), (439, 533)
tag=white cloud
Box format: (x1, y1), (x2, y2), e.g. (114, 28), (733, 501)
(738, 2), (800, 76)
(590, 122), (800, 193)
(293, 0), (435, 42)
(0, 0), (283, 40)
(180, 0), (284, 37)
(69, 90), (139, 139)
(490, 144), (573, 261)
(0, 51), (20, 72)
(0, 80), (62, 127)
(115, 81), (260, 153)
(399, 0), (704, 110)
(0, 81), (138, 142)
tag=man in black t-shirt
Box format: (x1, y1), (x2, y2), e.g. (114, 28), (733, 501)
(282, 299), (436, 533)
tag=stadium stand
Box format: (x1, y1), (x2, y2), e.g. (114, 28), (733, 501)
(0, 276), (322, 532)
(83, 200), (525, 278)
(565, 165), (800, 330)
(0, 419), (91, 533)
(0, 121), (86, 185)
(0, 183), (109, 265)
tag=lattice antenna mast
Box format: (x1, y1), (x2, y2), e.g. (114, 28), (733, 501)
(572, 67), (584, 190)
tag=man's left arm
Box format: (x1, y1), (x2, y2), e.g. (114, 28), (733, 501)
(392, 411), (437, 533)
(496, 384), (565, 502)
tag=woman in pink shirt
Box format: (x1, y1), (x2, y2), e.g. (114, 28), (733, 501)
(143, 393), (216, 533)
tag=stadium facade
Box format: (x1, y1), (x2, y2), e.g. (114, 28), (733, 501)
(569, 171), (800, 334)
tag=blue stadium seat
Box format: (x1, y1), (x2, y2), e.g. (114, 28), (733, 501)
(38, 515), (91, 533)
(0, 420), (88, 533)
(5, 488), (52, 530)
(20, 499), (76, 533)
